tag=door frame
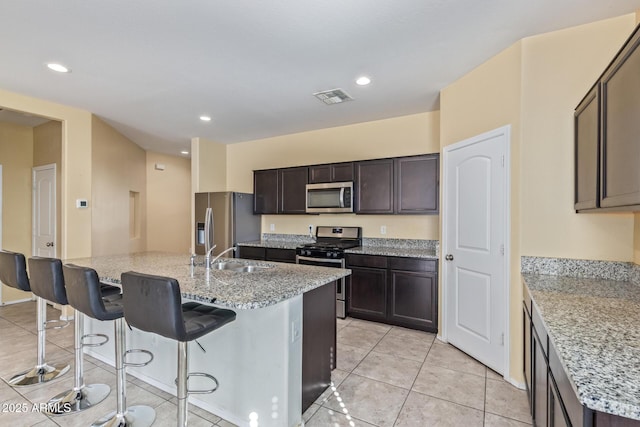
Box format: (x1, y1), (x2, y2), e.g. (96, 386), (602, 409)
(0, 164), (2, 303)
(441, 125), (512, 379)
(32, 163), (57, 257)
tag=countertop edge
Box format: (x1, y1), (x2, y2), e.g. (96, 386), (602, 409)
(521, 273), (640, 421)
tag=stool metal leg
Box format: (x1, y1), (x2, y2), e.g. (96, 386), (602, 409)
(92, 318), (155, 427)
(177, 341), (188, 427)
(46, 311), (110, 415)
(8, 297), (70, 387)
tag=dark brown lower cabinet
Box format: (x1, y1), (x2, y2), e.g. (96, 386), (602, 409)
(302, 281), (336, 412)
(237, 246), (266, 260)
(524, 287), (640, 427)
(347, 254), (438, 333)
(237, 246), (296, 263)
(533, 328), (548, 427)
(348, 266), (387, 321)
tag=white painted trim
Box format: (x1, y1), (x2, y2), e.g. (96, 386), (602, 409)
(32, 163), (57, 257)
(0, 297), (33, 306)
(441, 125), (512, 381)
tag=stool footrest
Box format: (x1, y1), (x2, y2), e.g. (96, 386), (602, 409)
(45, 319), (70, 330)
(123, 349), (154, 367)
(81, 333), (109, 348)
(186, 372), (219, 395)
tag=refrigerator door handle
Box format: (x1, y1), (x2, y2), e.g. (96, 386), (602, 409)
(204, 207), (214, 254)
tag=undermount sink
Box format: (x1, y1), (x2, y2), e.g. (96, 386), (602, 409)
(211, 262), (270, 273)
(211, 262), (244, 270)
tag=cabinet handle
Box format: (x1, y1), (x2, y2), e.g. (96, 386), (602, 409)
(445, 254), (454, 261)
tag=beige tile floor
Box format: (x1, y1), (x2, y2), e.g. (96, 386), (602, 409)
(0, 301), (531, 426)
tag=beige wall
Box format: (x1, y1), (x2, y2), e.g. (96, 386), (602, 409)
(440, 41), (523, 382)
(91, 116), (147, 256)
(33, 120), (62, 258)
(146, 151), (191, 253)
(0, 88), (93, 261)
(223, 112), (441, 239)
(439, 13), (637, 383)
(0, 122), (34, 302)
(520, 15), (636, 261)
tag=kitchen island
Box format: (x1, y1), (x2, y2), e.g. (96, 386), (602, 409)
(522, 274), (640, 425)
(65, 252), (350, 427)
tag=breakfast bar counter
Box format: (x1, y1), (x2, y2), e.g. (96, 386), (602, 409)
(66, 252), (349, 427)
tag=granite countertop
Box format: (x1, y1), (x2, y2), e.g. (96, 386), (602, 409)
(238, 240), (303, 250)
(238, 240), (439, 259)
(522, 274), (640, 420)
(65, 252), (350, 310)
(345, 246), (438, 259)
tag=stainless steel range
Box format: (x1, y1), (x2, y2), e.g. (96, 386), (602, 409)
(296, 226), (362, 319)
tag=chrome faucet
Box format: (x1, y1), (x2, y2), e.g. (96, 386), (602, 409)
(206, 246), (237, 269)
(204, 245), (217, 270)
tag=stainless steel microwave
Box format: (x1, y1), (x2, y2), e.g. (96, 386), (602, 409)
(306, 182), (353, 213)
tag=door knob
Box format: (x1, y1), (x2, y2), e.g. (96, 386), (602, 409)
(445, 254), (454, 261)
(46, 242), (54, 247)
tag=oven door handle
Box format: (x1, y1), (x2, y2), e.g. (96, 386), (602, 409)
(296, 255), (345, 266)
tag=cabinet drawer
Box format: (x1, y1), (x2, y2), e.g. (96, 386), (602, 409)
(238, 246), (266, 260)
(389, 257), (436, 272)
(266, 248), (296, 263)
(346, 254), (387, 269)
(531, 304), (548, 358)
(523, 283), (532, 317)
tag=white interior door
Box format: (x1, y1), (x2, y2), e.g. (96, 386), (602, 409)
(443, 126), (509, 375)
(32, 164), (56, 257)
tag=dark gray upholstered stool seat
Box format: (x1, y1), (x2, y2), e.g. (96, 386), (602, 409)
(63, 264), (155, 427)
(29, 256), (113, 415)
(0, 251), (70, 386)
(121, 271), (236, 427)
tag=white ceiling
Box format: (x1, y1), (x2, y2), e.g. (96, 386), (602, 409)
(1, 1), (639, 156)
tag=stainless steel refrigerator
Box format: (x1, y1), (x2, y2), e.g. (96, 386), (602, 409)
(194, 192), (261, 256)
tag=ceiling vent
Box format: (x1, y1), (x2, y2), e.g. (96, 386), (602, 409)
(313, 88), (354, 105)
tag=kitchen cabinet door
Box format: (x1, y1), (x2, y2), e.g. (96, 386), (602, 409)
(254, 169), (278, 214)
(387, 270), (437, 332)
(548, 376), (570, 427)
(347, 266), (387, 321)
(601, 27), (640, 208)
(533, 329), (548, 427)
(309, 162), (354, 183)
(394, 154), (439, 214)
(279, 166), (308, 214)
(574, 85), (600, 210)
(355, 159), (394, 214)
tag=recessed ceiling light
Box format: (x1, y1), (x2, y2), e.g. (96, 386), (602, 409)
(180, 150), (189, 155)
(46, 63), (70, 73)
(199, 116), (211, 122)
(356, 76), (371, 86)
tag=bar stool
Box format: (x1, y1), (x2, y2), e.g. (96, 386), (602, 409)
(0, 250), (70, 386)
(121, 271), (236, 427)
(63, 264), (155, 427)
(28, 257), (116, 415)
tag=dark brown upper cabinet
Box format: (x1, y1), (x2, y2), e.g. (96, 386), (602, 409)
(600, 25), (640, 209)
(355, 159), (394, 214)
(395, 154), (439, 214)
(254, 167), (308, 214)
(279, 166), (308, 214)
(253, 169), (278, 214)
(254, 153), (440, 215)
(575, 24), (640, 212)
(574, 84), (600, 211)
(308, 162), (354, 184)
